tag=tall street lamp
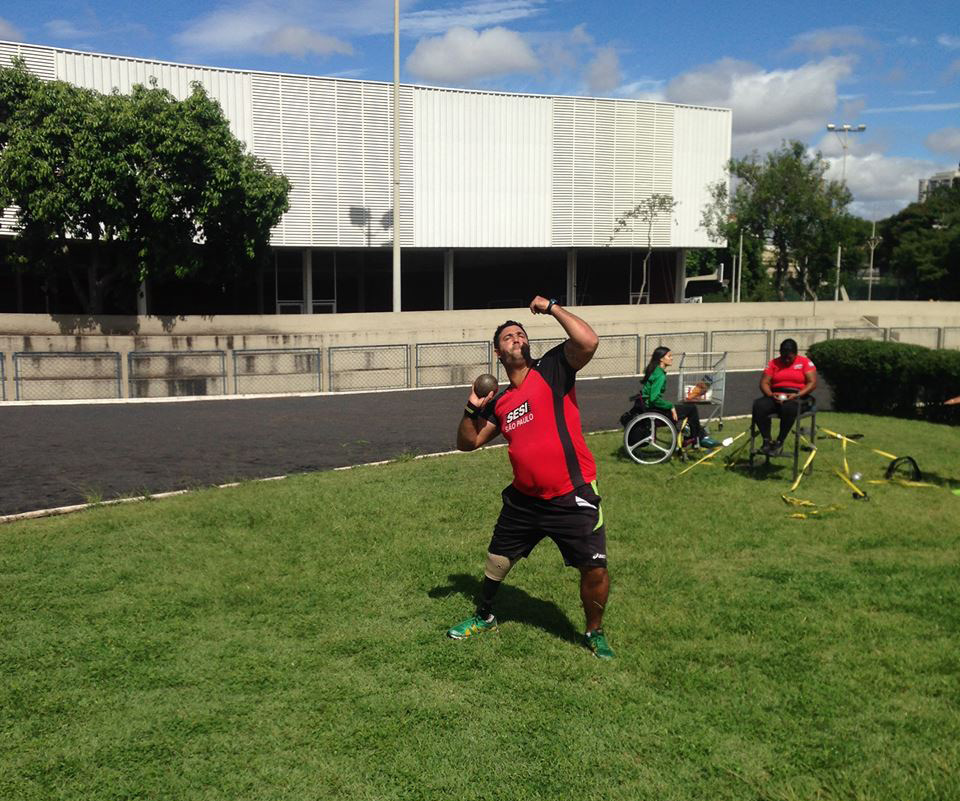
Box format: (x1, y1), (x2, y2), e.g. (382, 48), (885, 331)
(826, 123), (866, 183)
(826, 123), (866, 301)
(392, 0), (401, 312)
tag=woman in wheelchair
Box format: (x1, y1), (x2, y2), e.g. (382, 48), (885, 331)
(640, 346), (719, 449)
(752, 338), (817, 456)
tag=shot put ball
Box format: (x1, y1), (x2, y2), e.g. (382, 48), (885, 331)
(473, 373), (498, 397)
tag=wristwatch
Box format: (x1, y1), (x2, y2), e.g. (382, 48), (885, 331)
(545, 298), (557, 314)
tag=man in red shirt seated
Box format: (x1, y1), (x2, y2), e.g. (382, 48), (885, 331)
(752, 338), (817, 456)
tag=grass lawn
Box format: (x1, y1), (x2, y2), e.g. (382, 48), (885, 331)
(2, 412), (959, 800)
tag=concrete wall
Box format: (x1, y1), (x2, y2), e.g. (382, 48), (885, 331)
(2, 301), (959, 401)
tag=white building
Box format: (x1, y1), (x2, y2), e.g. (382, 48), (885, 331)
(0, 40), (731, 315)
(918, 163), (960, 203)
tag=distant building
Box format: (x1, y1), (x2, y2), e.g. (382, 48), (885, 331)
(0, 40), (731, 315)
(918, 163), (960, 202)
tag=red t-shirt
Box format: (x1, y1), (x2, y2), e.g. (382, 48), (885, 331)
(763, 354), (816, 391)
(481, 344), (597, 499)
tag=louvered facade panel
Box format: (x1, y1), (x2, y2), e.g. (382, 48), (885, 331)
(52, 51), (254, 149)
(651, 105), (675, 246)
(0, 42), (55, 79)
(309, 80), (339, 243)
(593, 100), (616, 244)
(412, 89), (552, 247)
(2, 41), (729, 253)
(360, 83), (393, 248)
(553, 97), (677, 248)
(551, 99), (575, 246)
(251, 75), (285, 244)
(334, 82), (367, 248)
(672, 105), (732, 247)
(278, 77), (312, 245)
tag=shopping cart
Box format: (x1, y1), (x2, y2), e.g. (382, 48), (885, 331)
(676, 351), (727, 431)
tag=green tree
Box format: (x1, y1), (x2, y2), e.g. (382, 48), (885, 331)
(608, 192), (678, 302)
(701, 140), (853, 300)
(0, 59), (290, 314)
(876, 185), (960, 299)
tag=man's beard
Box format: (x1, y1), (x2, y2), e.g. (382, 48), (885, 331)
(499, 343), (531, 369)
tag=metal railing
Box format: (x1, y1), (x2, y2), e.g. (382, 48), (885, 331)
(642, 332), (708, 369)
(887, 326), (941, 348)
(833, 327), (886, 341)
(13, 351), (122, 401)
(771, 328), (831, 359)
(4, 324), (960, 402)
(415, 341), (491, 388)
(328, 344), (410, 392)
(709, 330), (770, 371)
(233, 348), (322, 395)
(579, 335), (640, 378)
(129, 351), (227, 398)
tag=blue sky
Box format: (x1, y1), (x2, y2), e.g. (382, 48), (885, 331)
(2, 0), (959, 218)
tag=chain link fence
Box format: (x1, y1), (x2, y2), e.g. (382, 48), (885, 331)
(233, 348), (322, 395)
(642, 332), (708, 369)
(415, 341), (491, 388)
(13, 352), (122, 401)
(5, 323), (960, 402)
(709, 330), (770, 370)
(579, 335), (640, 378)
(328, 345), (410, 392)
(771, 328), (831, 358)
(129, 351), (227, 398)
(833, 327), (886, 341)
(887, 327), (941, 348)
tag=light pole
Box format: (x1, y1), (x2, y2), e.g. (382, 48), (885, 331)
(866, 220), (882, 301)
(392, 0), (401, 312)
(826, 123), (866, 184)
(826, 123), (866, 301)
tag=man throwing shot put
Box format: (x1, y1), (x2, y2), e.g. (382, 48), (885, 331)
(448, 296), (614, 659)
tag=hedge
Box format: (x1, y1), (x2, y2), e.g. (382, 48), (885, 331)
(808, 339), (960, 424)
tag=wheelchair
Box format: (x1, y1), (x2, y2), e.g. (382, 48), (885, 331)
(620, 395), (680, 465)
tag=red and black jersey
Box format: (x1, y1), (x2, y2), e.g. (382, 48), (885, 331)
(480, 344), (597, 499)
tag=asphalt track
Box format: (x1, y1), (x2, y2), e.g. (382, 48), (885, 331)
(0, 372), (833, 517)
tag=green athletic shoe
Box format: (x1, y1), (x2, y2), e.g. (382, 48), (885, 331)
(584, 629), (615, 660)
(447, 614), (498, 639)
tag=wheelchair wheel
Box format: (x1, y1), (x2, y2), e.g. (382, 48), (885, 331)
(623, 411), (677, 465)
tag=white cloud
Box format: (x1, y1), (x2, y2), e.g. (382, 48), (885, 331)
(615, 78), (665, 101)
(0, 16), (24, 41)
(176, 7), (351, 58)
(937, 34), (960, 48)
(788, 26), (868, 54)
(260, 26), (353, 57)
(926, 127), (960, 154)
(584, 46), (620, 94)
(44, 19), (95, 39)
(405, 26), (538, 83)
(665, 57), (854, 154)
(830, 152), (947, 218)
(864, 102), (960, 113)
(403, 1), (545, 36)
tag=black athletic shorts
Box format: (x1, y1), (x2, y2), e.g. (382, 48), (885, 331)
(488, 482), (608, 569)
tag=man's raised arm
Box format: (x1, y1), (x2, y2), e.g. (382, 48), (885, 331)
(529, 296), (599, 371)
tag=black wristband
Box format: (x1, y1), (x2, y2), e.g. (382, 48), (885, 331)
(464, 401), (480, 419)
(546, 298), (557, 314)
